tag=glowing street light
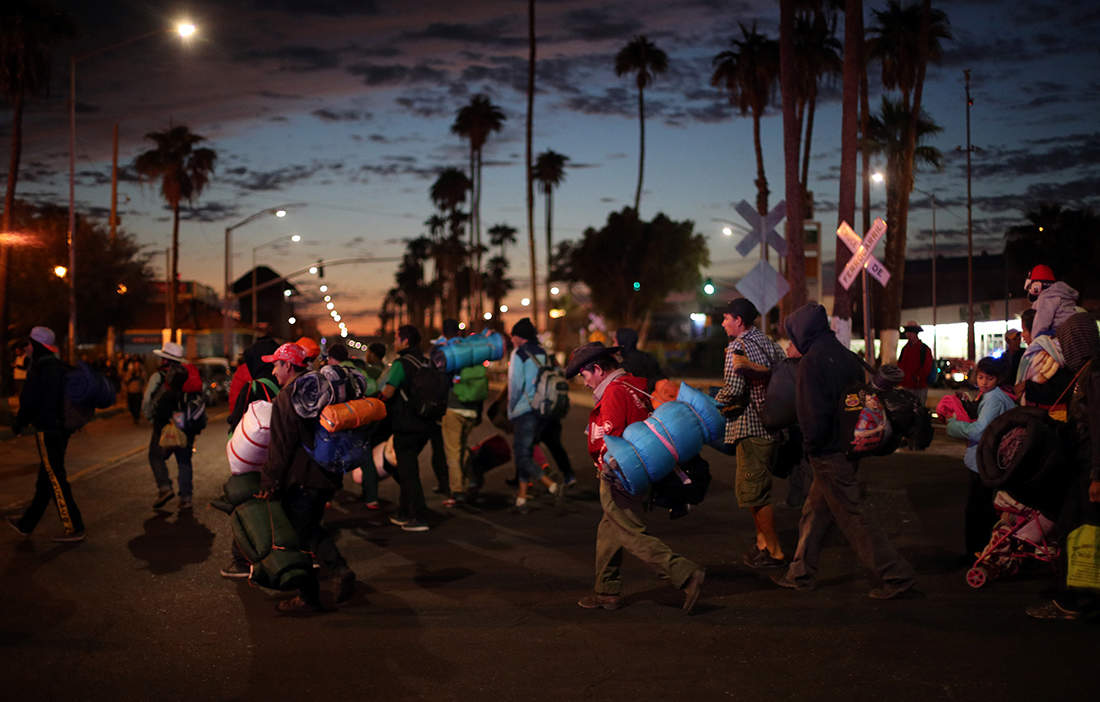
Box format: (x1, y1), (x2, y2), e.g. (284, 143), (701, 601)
(323, 295), (331, 302)
(288, 316), (296, 325)
(550, 286), (560, 296)
(283, 289), (292, 297)
(499, 304), (509, 313)
(309, 265), (319, 275)
(326, 302), (335, 310)
(275, 209), (287, 218)
(54, 265), (68, 278)
(871, 171), (885, 184)
(290, 234), (302, 243)
(483, 312), (493, 320)
(176, 22), (196, 38)
(319, 285), (328, 293)
(521, 297), (530, 307)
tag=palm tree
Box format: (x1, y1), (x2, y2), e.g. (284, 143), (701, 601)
(428, 168), (472, 320)
(867, 0), (951, 358)
(712, 24), (780, 220)
(864, 96), (943, 345)
(488, 223), (517, 260)
(451, 94), (505, 317)
(833, 0), (864, 327)
(525, 0), (538, 326)
(482, 255), (514, 328)
(532, 149), (569, 307)
(0, 0), (73, 395)
(133, 125), (216, 332)
(615, 35), (668, 214)
(793, 7), (843, 198)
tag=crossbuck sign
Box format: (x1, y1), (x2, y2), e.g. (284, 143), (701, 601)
(837, 219), (891, 290)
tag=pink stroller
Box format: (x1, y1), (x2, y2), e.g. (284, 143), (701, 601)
(966, 491), (1059, 588)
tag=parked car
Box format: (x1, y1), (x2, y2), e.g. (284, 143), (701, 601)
(195, 357), (231, 406)
(938, 358), (976, 389)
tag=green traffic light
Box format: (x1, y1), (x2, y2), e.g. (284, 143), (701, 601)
(703, 278), (716, 295)
(632, 281), (641, 291)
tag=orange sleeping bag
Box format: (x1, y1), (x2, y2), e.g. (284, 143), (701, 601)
(319, 397), (387, 433)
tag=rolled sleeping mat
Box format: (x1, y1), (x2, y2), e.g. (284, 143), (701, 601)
(676, 381), (726, 445)
(603, 399), (713, 496)
(230, 498), (312, 591)
(603, 434), (650, 496)
(433, 331), (508, 372)
(319, 397), (387, 433)
(226, 400), (272, 475)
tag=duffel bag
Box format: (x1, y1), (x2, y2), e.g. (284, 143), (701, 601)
(319, 397), (386, 433)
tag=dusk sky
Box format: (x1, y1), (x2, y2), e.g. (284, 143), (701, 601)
(5, 0), (1100, 336)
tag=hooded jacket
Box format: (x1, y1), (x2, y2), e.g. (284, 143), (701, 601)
(15, 342), (67, 433)
(615, 327), (664, 391)
(261, 374), (342, 494)
(785, 304), (864, 457)
(1031, 281), (1080, 339)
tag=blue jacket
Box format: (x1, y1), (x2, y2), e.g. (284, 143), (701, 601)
(947, 387), (1016, 473)
(508, 342), (547, 419)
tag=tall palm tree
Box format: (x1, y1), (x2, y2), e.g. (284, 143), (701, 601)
(833, 0), (863, 327)
(428, 168), (472, 320)
(867, 0), (951, 358)
(793, 7), (843, 198)
(133, 125), (216, 332)
(532, 149), (569, 307)
(488, 222), (517, 260)
(482, 255), (514, 328)
(712, 24), (780, 220)
(0, 0), (73, 395)
(525, 0), (538, 326)
(615, 35), (668, 214)
(451, 94), (505, 318)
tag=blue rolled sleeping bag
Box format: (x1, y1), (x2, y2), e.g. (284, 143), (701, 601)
(603, 383), (725, 495)
(432, 331), (506, 372)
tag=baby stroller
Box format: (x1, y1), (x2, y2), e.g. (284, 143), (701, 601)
(966, 490), (1059, 588)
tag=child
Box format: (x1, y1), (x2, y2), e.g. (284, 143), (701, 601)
(946, 357), (1016, 558)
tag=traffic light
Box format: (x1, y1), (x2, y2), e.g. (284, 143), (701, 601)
(632, 281), (641, 292)
(316, 260), (324, 278)
(702, 278), (716, 296)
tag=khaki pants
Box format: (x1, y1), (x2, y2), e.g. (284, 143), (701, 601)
(594, 479), (698, 595)
(441, 410), (477, 495)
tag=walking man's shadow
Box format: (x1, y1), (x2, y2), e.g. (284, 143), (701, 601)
(127, 509), (215, 575)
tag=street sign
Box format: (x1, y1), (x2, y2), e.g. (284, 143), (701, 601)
(837, 219), (891, 290)
(734, 200), (788, 258)
(735, 259), (789, 315)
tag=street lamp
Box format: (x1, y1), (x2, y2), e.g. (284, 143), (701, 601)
(68, 22), (196, 362)
(251, 233), (302, 332)
(223, 203), (304, 357)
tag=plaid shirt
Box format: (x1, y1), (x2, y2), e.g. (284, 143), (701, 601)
(715, 326), (785, 444)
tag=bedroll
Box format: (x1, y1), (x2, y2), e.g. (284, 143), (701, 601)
(318, 397), (386, 432)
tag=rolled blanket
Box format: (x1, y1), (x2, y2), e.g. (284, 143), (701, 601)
(936, 394), (972, 422)
(290, 371), (333, 418)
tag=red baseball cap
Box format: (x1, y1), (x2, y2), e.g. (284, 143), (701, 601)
(262, 342), (309, 367)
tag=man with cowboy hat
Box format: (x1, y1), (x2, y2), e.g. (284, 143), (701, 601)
(143, 341), (189, 509)
(565, 341), (705, 614)
(897, 321), (934, 413)
(6, 326), (87, 542)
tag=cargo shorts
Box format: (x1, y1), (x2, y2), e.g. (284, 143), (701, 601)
(734, 436), (777, 508)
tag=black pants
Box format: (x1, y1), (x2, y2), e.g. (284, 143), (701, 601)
(393, 430), (431, 521)
(965, 471), (996, 556)
(429, 423), (448, 492)
(16, 431), (85, 535)
(126, 392), (142, 422)
(283, 485), (348, 574)
(539, 418), (575, 481)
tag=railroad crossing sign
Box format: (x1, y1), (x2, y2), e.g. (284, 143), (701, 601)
(736, 259), (790, 318)
(837, 219), (891, 290)
(734, 200), (788, 258)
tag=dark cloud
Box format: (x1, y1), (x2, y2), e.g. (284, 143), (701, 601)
(400, 20), (527, 48)
(974, 174), (1100, 213)
(224, 162), (346, 192)
(563, 87), (634, 117)
(311, 108), (372, 122)
(963, 132), (1100, 180)
(394, 93), (451, 119)
(179, 201), (242, 223)
(346, 62), (448, 87)
(235, 45), (343, 72)
(244, 0), (378, 16)
(257, 90), (306, 100)
(562, 9), (642, 41)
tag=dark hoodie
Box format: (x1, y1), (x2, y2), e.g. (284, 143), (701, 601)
(15, 340), (67, 433)
(615, 327), (664, 392)
(785, 303), (864, 457)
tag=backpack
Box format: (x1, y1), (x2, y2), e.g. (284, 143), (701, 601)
(452, 363), (489, 404)
(399, 354), (450, 421)
(528, 352), (570, 420)
(304, 425), (371, 473)
(920, 345), (937, 386)
(65, 361), (116, 410)
(175, 392), (208, 436)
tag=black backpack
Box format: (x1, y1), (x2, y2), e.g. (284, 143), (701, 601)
(177, 392), (208, 436)
(399, 354), (450, 422)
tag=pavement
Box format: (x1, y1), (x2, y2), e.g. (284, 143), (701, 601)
(0, 396), (1094, 701)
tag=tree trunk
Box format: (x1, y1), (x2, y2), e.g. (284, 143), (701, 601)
(0, 91), (24, 397)
(780, 0), (806, 313)
(475, 150), (483, 319)
(545, 188), (553, 311)
(752, 113), (769, 220)
(468, 145), (476, 323)
(634, 86), (645, 213)
(833, 0), (862, 332)
(800, 88), (817, 196)
(169, 203), (180, 332)
(525, 0), (539, 326)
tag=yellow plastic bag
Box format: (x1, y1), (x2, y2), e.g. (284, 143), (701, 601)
(1065, 523), (1100, 591)
(159, 423), (186, 450)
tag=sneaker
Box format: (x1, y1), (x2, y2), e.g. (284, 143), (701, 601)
(389, 515), (412, 527)
(364, 500), (381, 511)
(563, 475), (578, 488)
(336, 570), (356, 603)
(442, 498), (457, 508)
(275, 595), (326, 616)
(770, 572), (816, 591)
(153, 488), (175, 509)
(401, 519), (430, 533)
(1025, 600), (1081, 621)
(179, 496), (193, 510)
(52, 531), (86, 543)
(5, 516), (30, 537)
(577, 593), (624, 610)
(220, 561), (251, 579)
(868, 580), (917, 600)
(682, 569), (706, 614)
(742, 547), (786, 570)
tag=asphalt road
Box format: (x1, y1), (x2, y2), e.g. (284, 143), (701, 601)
(1, 402), (1094, 701)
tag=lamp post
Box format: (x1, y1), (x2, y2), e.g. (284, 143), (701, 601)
(250, 233), (302, 336)
(66, 22), (195, 362)
(222, 204), (303, 357)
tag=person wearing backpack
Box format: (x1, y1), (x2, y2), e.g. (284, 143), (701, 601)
(771, 304), (916, 599)
(149, 360), (205, 510)
(438, 319), (487, 507)
(142, 342), (189, 509)
(379, 324), (442, 532)
(507, 318), (562, 511)
(897, 321), (934, 410)
(7, 326), (86, 543)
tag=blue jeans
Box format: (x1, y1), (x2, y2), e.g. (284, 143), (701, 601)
(148, 425), (193, 497)
(512, 412), (546, 482)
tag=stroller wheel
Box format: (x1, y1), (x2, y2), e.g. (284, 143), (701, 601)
(966, 565), (988, 589)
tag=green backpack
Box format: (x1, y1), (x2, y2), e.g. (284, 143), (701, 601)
(452, 364), (489, 404)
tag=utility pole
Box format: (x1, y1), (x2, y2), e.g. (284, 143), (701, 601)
(964, 69), (975, 362)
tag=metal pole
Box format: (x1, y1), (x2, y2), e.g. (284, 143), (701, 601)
(931, 193), (937, 360)
(110, 123), (118, 243)
(862, 269), (872, 364)
(67, 56), (76, 363)
(223, 226), (232, 358)
(164, 248), (170, 330)
(965, 69), (975, 362)
(251, 248), (258, 332)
